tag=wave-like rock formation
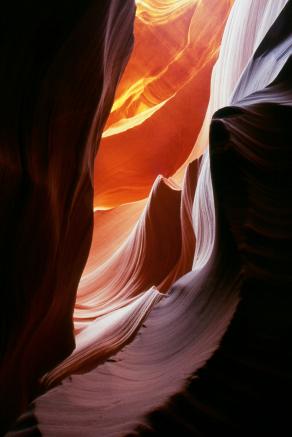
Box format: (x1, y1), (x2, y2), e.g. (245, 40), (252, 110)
(38, 161), (198, 388)
(4, 0), (292, 435)
(0, 0), (135, 433)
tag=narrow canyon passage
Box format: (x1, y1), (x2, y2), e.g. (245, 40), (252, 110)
(1, 1), (292, 435)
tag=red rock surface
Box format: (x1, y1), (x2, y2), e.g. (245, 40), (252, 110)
(0, 0), (135, 432)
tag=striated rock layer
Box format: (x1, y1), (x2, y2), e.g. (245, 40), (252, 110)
(39, 160), (198, 388)
(11, 1), (289, 436)
(0, 0), (135, 433)
(4, 0), (292, 435)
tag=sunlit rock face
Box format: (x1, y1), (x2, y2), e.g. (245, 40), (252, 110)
(93, 0), (233, 209)
(0, 0), (135, 433)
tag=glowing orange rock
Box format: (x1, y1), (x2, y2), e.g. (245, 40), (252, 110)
(94, 0), (233, 209)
